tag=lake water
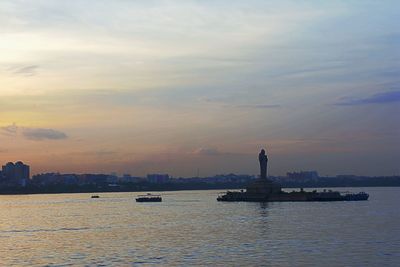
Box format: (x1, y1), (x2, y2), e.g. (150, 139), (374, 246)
(1, 187), (399, 266)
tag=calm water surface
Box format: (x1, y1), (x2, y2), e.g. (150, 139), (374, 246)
(1, 187), (399, 266)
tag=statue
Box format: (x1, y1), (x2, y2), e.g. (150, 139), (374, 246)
(259, 149), (268, 179)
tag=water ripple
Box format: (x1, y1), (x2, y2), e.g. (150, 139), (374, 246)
(0, 188), (399, 266)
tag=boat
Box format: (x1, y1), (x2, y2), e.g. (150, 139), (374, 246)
(91, 195), (100, 198)
(135, 193), (162, 202)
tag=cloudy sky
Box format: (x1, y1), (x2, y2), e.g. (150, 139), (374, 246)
(1, 0), (399, 177)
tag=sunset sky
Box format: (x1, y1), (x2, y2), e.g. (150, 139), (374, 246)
(1, 0), (399, 177)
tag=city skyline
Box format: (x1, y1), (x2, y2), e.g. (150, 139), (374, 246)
(1, 159), (398, 179)
(1, 1), (399, 177)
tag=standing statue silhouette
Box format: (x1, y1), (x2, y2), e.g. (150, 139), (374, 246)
(259, 149), (268, 179)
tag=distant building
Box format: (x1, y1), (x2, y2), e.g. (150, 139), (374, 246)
(15, 161), (30, 180)
(77, 174), (108, 185)
(147, 174), (170, 183)
(32, 173), (70, 186)
(1, 161), (30, 186)
(107, 175), (119, 184)
(2, 162), (15, 180)
(120, 174), (141, 183)
(286, 171), (319, 180)
(171, 174), (255, 184)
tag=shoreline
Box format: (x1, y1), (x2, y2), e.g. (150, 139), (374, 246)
(0, 184), (399, 196)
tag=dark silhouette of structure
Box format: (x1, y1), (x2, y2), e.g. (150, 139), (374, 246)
(217, 149), (369, 202)
(258, 149), (268, 179)
(1, 161), (30, 186)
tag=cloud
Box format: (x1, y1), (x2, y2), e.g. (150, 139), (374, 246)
(200, 97), (280, 109)
(12, 65), (39, 76)
(22, 128), (67, 140)
(193, 147), (222, 156)
(0, 123), (18, 136)
(235, 104), (281, 109)
(0, 124), (67, 140)
(200, 97), (226, 103)
(335, 90), (400, 106)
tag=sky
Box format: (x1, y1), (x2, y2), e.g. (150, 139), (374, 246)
(0, 0), (399, 177)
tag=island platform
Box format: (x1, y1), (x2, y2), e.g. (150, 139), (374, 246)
(217, 179), (369, 202)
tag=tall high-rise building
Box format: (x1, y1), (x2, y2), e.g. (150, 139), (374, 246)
(2, 162), (15, 180)
(1, 161), (30, 184)
(15, 161), (30, 180)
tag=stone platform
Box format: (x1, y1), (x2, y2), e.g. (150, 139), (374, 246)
(245, 178), (282, 196)
(217, 178), (369, 202)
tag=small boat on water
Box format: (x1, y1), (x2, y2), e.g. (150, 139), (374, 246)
(136, 193), (162, 202)
(91, 195), (100, 198)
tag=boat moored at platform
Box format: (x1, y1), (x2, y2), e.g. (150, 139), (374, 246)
(136, 193), (162, 202)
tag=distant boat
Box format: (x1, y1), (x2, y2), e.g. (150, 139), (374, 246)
(136, 193), (162, 202)
(91, 195), (100, 198)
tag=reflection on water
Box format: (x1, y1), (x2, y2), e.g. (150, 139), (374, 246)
(0, 188), (400, 266)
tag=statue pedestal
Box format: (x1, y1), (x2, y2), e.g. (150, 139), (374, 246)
(246, 178), (281, 196)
